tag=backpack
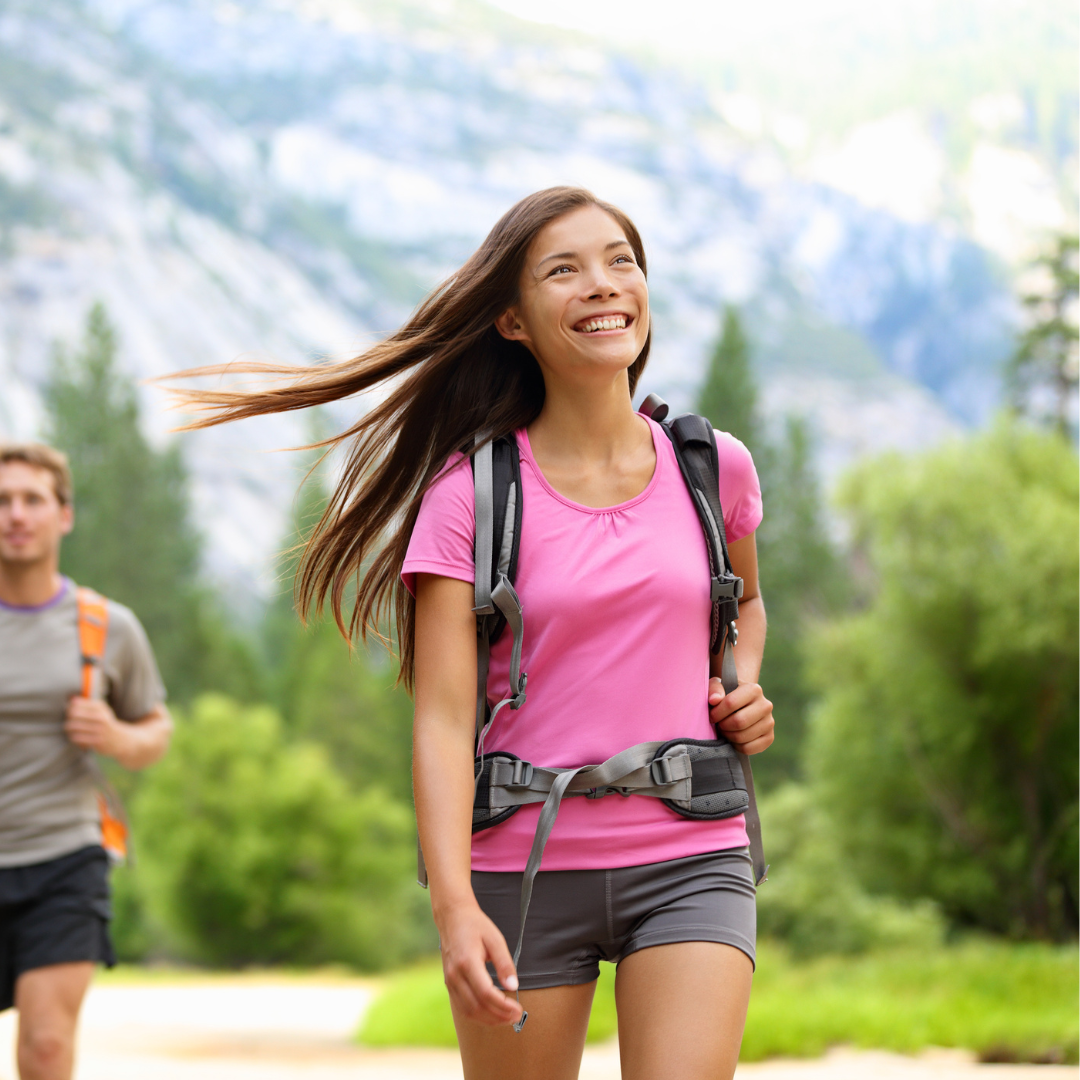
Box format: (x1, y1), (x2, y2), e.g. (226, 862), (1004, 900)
(76, 587), (131, 865)
(417, 398), (768, 1012)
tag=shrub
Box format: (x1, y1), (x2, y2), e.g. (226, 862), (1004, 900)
(131, 694), (432, 968)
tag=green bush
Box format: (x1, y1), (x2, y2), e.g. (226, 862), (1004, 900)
(358, 942), (1078, 1063)
(807, 422), (1078, 937)
(757, 784), (945, 956)
(131, 694), (432, 968)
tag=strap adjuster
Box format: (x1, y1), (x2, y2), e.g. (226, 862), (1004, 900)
(505, 760), (533, 789)
(651, 756), (676, 786)
(510, 672), (528, 710)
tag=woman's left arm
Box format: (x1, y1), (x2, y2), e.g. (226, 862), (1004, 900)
(708, 531), (774, 755)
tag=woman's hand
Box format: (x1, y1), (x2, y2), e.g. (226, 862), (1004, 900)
(708, 677), (774, 755)
(438, 899), (524, 1027)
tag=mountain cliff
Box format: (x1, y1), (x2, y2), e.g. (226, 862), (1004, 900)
(0, 0), (1066, 592)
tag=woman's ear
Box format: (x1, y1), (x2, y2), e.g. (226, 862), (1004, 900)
(494, 307), (526, 342)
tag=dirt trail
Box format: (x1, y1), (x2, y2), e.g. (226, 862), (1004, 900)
(0, 979), (1074, 1080)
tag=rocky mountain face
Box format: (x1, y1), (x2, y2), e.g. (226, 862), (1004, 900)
(0, 0), (1052, 594)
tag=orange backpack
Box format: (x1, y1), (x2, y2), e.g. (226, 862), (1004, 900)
(76, 587), (130, 864)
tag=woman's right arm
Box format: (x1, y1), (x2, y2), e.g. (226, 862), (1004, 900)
(413, 572), (523, 1027)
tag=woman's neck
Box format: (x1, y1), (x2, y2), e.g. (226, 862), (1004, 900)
(528, 372), (645, 466)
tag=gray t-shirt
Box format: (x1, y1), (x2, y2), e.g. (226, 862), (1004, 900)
(0, 578), (165, 867)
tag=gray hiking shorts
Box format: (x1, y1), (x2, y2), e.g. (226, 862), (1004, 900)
(473, 847), (756, 990)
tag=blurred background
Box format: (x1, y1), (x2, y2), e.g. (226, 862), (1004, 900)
(0, 0), (1075, 1065)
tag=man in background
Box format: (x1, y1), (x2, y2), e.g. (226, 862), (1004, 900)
(0, 444), (171, 1080)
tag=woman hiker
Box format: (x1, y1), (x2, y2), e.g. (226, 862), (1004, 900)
(172, 186), (774, 1080)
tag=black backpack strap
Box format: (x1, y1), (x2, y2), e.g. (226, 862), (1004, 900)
(661, 412), (744, 668)
(473, 435), (523, 645)
(471, 433), (527, 740)
(641, 396), (768, 886)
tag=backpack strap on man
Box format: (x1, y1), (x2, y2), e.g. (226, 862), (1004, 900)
(639, 395), (768, 886)
(76, 587), (130, 866)
(76, 587), (109, 699)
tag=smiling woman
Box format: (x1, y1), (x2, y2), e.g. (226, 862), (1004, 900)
(165, 187), (773, 1080)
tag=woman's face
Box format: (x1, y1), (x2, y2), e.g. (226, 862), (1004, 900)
(496, 204), (649, 385)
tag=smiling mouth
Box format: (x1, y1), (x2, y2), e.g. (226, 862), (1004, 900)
(574, 314), (632, 334)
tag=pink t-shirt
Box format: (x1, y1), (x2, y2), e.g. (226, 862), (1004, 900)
(402, 416), (762, 872)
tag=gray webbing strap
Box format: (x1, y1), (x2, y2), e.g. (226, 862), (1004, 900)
(473, 436), (494, 616)
(491, 576), (526, 707)
(513, 766), (583, 969)
(507, 741), (684, 978)
(486, 741), (687, 808)
(719, 629), (769, 886)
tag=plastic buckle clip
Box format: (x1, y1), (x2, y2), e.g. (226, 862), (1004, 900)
(651, 756), (676, 786)
(505, 760), (534, 789)
(510, 672), (528, 710)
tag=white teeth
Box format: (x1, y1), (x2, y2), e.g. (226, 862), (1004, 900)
(580, 316), (627, 333)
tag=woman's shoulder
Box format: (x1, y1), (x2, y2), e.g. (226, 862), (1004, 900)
(711, 429), (762, 541)
(713, 428), (756, 476)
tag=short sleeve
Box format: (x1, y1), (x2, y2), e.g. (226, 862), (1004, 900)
(715, 430), (763, 543)
(401, 452), (477, 596)
(103, 602), (167, 720)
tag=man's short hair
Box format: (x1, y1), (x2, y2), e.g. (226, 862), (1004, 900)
(0, 443), (74, 505)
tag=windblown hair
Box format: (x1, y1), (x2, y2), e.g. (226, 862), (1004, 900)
(168, 186), (650, 688)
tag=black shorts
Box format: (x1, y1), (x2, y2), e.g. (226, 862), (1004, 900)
(0, 845), (115, 1012)
(473, 848), (756, 990)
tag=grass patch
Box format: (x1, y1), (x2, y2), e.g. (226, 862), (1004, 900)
(358, 960), (619, 1047)
(744, 940), (1078, 1064)
(357, 940), (1078, 1063)
(98, 964), (374, 986)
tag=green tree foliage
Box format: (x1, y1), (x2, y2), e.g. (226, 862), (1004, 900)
(263, 466), (414, 802)
(43, 303), (261, 703)
(756, 783), (944, 957)
(698, 305), (760, 452)
(806, 422), (1079, 938)
(696, 307), (847, 785)
(1007, 233), (1079, 438)
(132, 694), (432, 968)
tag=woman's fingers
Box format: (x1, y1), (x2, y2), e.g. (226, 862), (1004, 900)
(485, 923), (520, 995)
(711, 683), (774, 754)
(443, 929), (523, 1025)
(707, 675), (726, 707)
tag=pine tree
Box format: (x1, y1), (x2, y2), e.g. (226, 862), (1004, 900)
(263, 454), (413, 802)
(696, 308), (847, 786)
(1007, 233), (1079, 438)
(43, 303), (261, 704)
(755, 418), (847, 784)
(697, 306), (760, 452)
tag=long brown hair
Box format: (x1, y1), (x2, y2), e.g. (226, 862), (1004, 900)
(169, 186), (650, 688)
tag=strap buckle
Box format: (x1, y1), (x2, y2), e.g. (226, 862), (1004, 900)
(711, 575), (744, 602)
(505, 760), (534, 789)
(510, 672), (528, 710)
(651, 756), (676, 786)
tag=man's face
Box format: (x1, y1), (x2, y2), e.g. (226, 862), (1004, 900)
(0, 462), (73, 569)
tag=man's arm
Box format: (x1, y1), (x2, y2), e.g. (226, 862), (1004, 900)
(64, 699), (172, 770)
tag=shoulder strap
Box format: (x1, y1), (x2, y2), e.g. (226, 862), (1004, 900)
(76, 586), (109, 699)
(640, 396), (768, 886)
(471, 432), (528, 737)
(75, 586), (130, 866)
(654, 410), (743, 668)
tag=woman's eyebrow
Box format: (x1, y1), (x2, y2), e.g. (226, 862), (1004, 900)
(536, 240), (631, 268)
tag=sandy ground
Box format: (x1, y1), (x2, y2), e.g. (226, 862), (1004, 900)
(0, 978), (1075, 1080)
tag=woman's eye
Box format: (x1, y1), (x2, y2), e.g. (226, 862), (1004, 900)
(549, 265), (574, 276)
(613, 255), (633, 265)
